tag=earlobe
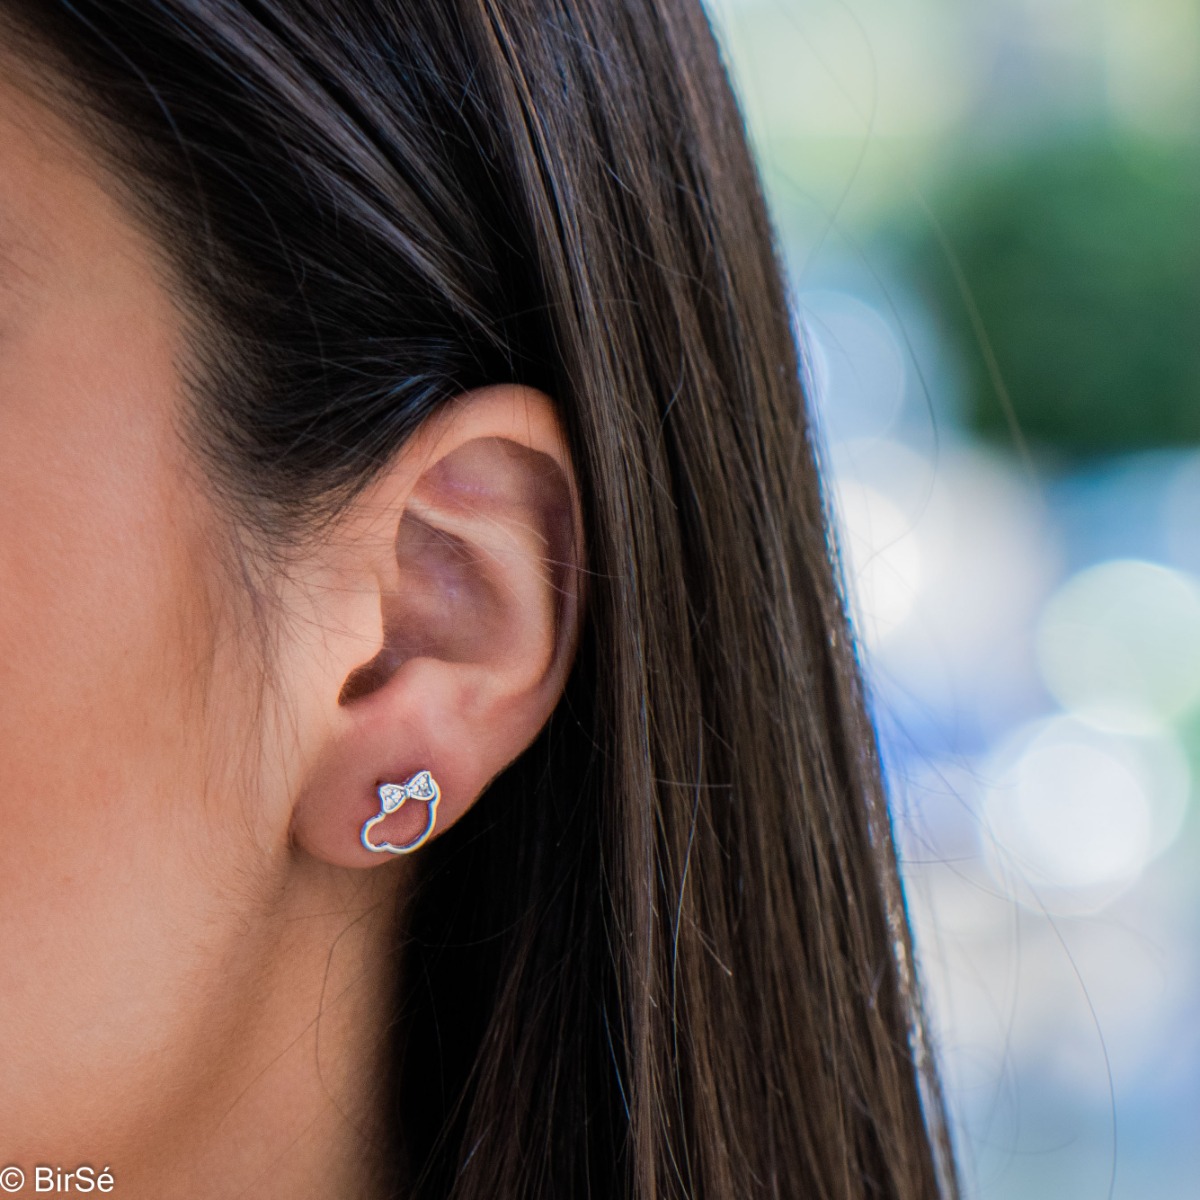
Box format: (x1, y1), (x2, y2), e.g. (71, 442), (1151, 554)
(288, 385), (584, 869)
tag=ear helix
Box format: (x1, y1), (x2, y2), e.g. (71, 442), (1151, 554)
(360, 770), (441, 855)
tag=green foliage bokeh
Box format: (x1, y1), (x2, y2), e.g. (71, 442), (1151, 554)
(902, 137), (1200, 456)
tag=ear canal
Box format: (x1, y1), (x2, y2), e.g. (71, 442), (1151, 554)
(338, 646), (399, 705)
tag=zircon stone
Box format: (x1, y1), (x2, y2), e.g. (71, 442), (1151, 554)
(379, 783), (406, 814)
(405, 771), (435, 800)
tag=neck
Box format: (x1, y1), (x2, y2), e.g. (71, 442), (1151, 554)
(127, 859), (407, 1200)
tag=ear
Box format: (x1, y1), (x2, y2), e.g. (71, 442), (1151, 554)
(288, 384), (585, 868)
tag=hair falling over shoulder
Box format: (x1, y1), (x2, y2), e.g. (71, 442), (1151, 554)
(0, 1), (959, 1195)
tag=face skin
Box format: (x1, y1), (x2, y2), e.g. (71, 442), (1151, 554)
(0, 67), (399, 1198)
(0, 62), (583, 1200)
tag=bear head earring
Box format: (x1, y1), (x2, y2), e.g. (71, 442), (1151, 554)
(360, 769), (441, 855)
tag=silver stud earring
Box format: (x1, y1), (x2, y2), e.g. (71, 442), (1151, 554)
(360, 769), (441, 855)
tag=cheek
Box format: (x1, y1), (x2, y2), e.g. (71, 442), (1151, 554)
(0, 385), (208, 867)
(0, 284), (269, 1151)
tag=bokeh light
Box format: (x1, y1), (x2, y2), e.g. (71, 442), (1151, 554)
(982, 716), (1190, 913)
(829, 477), (921, 647)
(1036, 560), (1200, 734)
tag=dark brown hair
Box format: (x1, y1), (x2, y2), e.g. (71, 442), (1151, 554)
(1, 2), (957, 1196)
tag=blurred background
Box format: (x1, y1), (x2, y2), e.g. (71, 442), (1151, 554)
(706, 1), (1200, 1197)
